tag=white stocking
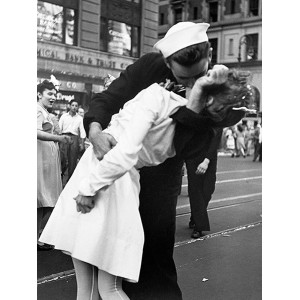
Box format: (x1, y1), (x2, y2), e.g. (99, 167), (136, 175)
(97, 269), (130, 300)
(72, 258), (101, 300)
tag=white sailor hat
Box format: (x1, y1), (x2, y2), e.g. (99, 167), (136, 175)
(154, 22), (210, 58)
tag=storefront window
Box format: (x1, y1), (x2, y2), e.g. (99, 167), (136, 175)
(37, 1), (77, 45)
(101, 18), (140, 58)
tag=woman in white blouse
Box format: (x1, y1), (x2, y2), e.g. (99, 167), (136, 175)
(40, 66), (253, 299)
(37, 80), (72, 251)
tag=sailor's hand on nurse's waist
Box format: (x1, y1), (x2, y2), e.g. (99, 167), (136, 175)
(74, 194), (95, 214)
(89, 122), (117, 161)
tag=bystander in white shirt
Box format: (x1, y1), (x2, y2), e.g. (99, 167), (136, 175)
(59, 112), (86, 138)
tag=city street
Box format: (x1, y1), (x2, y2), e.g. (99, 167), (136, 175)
(37, 155), (262, 300)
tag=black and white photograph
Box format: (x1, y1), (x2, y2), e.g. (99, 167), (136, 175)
(3, 0), (300, 299)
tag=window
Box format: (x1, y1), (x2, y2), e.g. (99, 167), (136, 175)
(193, 7), (198, 20)
(225, 0), (239, 15)
(37, 1), (77, 45)
(228, 38), (234, 55)
(209, 2), (218, 22)
(210, 38), (218, 65)
(100, 18), (140, 58)
(246, 33), (258, 61)
(249, 0), (259, 16)
(100, 0), (141, 58)
(160, 13), (165, 25)
(174, 8), (182, 23)
(230, 0), (236, 14)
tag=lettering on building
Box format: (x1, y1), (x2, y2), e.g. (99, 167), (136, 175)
(65, 53), (85, 63)
(37, 47), (130, 70)
(37, 48), (61, 59)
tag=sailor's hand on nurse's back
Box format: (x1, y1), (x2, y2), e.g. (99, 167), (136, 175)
(89, 122), (117, 161)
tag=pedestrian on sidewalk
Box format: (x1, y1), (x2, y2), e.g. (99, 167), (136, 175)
(37, 80), (72, 251)
(59, 99), (86, 181)
(252, 121), (261, 161)
(225, 126), (236, 157)
(40, 63), (253, 300)
(253, 122), (262, 162)
(235, 123), (246, 158)
(243, 122), (251, 156)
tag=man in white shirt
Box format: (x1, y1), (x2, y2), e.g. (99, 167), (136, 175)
(59, 100), (86, 181)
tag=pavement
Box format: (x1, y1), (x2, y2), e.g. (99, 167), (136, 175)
(37, 156), (262, 300)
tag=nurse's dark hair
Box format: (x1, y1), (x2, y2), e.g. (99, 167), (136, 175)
(37, 80), (56, 94)
(203, 69), (251, 106)
(167, 42), (211, 66)
(203, 69), (255, 127)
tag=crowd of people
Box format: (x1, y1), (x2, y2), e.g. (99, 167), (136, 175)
(37, 21), (258, 300)
(223, 120), (262, 161)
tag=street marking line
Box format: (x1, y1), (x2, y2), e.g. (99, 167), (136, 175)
(216, 176), (262, 184)
(37, 269), (75, 285)
(177, 203), (242, 218)
(181, 176), (262, 187)
(211, 192), (262, 203)
(176, 193), (262, 210)
(174, 221), (262, 248)
(217, 169), (261, 175)
(182, 168), (261, 178)
(177, 199), (262, 217)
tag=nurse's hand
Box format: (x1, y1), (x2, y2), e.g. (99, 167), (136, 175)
(74, 194), (95, 213)
(89, 122), (117, 161)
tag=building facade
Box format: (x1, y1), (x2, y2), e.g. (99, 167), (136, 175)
(37, 0), (159, 116)
(158, 0), (262, 116)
